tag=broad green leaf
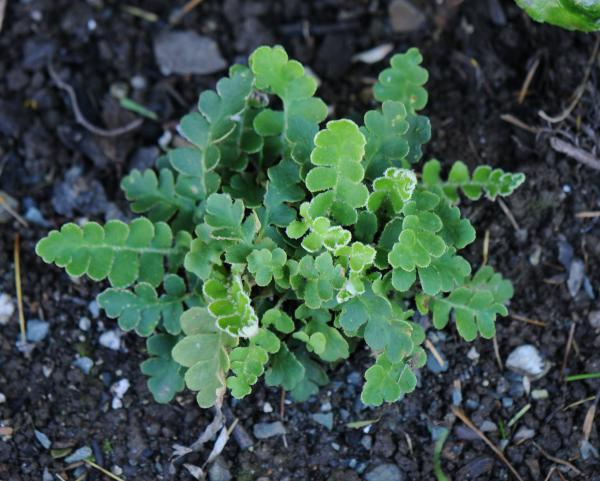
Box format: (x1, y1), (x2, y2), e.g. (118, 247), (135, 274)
(121, 168), (195, 232)
(305, 120), (369, 226)
(262, 308), (295, 334)
(361, 354), (418, 406)
(423, 159), (526, 203)
(293, 317), (349, 362)
(265, 343), (305, 390)
(368, 167), (417, 214)
(172, 307), (235, 408)
(428, 266), (513, 341)
(204, 193), (245, 240)
(388, 191), (446, 271)
(204, 274), (259, 338)
(335, 242), (376, 273)
(247, 248), (287, 286)
(98, 274), (190, 336)
(140, 334), (185, 403)
(250, 45), (328, 165)
(288, 253), (345, 309)
(374, 48), (428, 112)
(287, 203), (351, 253)
(36, 218), (184, 288)
(362, 101), (410, 179)
(260, 158), (305, 228)
(290, 351), (329, 402)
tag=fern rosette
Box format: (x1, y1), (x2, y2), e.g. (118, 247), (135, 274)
(37, 46), (524, 408)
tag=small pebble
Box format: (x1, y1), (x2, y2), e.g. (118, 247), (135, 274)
(320, 401), (332, 412)
(208, 457), (232, 481)
(262, 402), (273, 413)
(34, 430), (52, 449)
(361, 435), (372, 450)
(311, 412), (333, 430)
(24, 206), (49, 226)
(365, 463), (404, 481)
(567, 259), (585, 298)
(130, 75), (148, 90)
(88, 300), (100, 318)
(467, 347), (480, 361)
(110, 379), (130, 409)
(99, 330), (121, 350)
(580, 439), (599, 460)
(65, 446), (92, 463)
(502, 397), (514, 408)
(529, 245), (542, 266)
(589, 310), (600, 329)
(79, 317), (91, 331)
(506, 345), (546, 379)
(26, 319), (49, 342)
(73, 357), (94, 375)
(0, 393), (5, 404)
(0, 294), (14, 325)
(480, 421), (497, 432)
(531, 389), (548, 400)
(253, 422), (286, 439)
(513, 427), (535, 443)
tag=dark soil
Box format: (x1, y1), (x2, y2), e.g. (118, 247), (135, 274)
(1, 0), (600, 480)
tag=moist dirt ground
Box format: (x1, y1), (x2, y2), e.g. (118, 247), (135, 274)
(1, 0), (600, 480)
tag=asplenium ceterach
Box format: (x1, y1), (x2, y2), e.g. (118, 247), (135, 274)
(36, 46), (524, 408)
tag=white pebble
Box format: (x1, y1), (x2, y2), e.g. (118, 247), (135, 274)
(0, 294), (15, 325)
(262, 402), (273, 413)
(467, 347), (480, 361)
(0, 393), (6, 404)
(79, 317), (91, 331)
(110, 378), (130, 409)
(99, 330), (121, 350)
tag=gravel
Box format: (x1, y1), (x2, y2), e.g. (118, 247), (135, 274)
(253, 421), (286, 439)
(365, 463), (404, 481)
(26, 319), (49, 342)
(0, 293), (15, 325)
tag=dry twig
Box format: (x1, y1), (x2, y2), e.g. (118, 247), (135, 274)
(500, 113), (541, 134)
(576, 211), (600, 219)
(550, 137), (600, 171)
(451, 406), (525, 481)
(561, 322), (576, 377)
(497, 198), (520, 231)
(511, 313), (547, 328)
(533, 442), (582, 475)
(424, 339), (446, 370)
(14, 235), (26, 344)
(170, 0), (205, 25)
(0, 193), (28, 228)
(539, 36), (600, 123)
(518, 56), (540, 104)
(48, 63), (143, 137)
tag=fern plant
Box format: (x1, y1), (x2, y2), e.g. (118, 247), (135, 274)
(36, 46), (524, 408)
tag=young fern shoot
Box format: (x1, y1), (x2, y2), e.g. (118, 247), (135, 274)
(37, 46), (524, 409)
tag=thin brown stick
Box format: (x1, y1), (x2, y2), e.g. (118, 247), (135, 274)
(543, 467), (557, 481)
(561, 322), (576, 377)
(539, 35), (600, 123)
(48, 63), (143, 137)
(533, 442), (582, 475)
(169, 0), (205, 25)
(563, 395), (595, 411)
(84, 460), (126, 481)
(0, 193), (28, 228)
(424, 339), (446, 370)
(497, 198), (520, 230)
(451, 407), (525, 481)
(500, 113), (541, 134)
(14, 235), (26, 344)
(518, 56), (540, 104)
(550, 137), (600, 171)
(510, 313), (547, 328)
(482, 228), (490, 266)
(582, 389), (600, 441)
(576, 211), (600, 219)
(492, 335), (503, 370)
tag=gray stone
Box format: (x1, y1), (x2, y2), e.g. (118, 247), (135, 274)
(65, 446), (92, 463)
(589, 310), (600, 329)
(73, 357), (93, 375)
(253, 421), (286, 439)
(388, 0), (425, 33)
(154, 31), (227, 76)
(506, 345), (546, 379)
(26, 319), (49, 342)
(567, 259), (585, 297)
(513, 427), (535, 443)
(365, 463), (404, 481)
(99, 330), (121, 350)
(209, 457), (232, 481)
(311, 413), (333, 430)
(34, 430), (52, 449)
